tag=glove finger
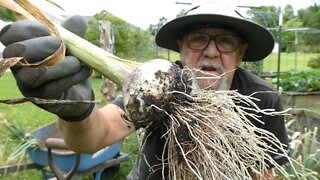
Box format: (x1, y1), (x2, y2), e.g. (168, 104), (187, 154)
(64, 78), (92, 101)
(36, 66), (92, 99)
(62, 15), (87, 38)
(0, 20), (50, 46)
(44, 79), (93, 119)
(3, 36), (60, 63)
(34, 56), (85, 87)
(14, 56), (83, 88)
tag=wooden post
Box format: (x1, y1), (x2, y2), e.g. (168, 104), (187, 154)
(99, 20), (117, 103)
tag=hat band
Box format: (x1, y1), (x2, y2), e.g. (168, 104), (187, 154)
(186, 23), (236, 32)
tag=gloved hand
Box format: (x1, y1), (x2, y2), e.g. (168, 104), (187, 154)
(0, 15), (94, 122)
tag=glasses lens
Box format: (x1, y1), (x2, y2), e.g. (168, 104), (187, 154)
(187, 32), (209, 50)
(216, 35), (240, 52)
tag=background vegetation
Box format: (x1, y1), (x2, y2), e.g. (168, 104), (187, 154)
(84, 10), (157, 62)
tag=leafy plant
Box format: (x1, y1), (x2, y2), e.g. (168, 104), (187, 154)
(240, 61), (263, 76)
(275, 127), (320, 179)
(307, 55), (320, 69)
(0, 119), (41, 162)
(274, 69), (320, 92)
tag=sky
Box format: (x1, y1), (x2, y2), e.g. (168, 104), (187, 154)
(26, 0), (320, 29)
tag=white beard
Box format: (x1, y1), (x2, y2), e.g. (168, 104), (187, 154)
(192, 58), (228, 90)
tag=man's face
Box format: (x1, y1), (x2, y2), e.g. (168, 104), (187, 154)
(177, 28), (248, 90)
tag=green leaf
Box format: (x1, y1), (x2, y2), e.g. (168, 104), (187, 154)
(276, 69), (320, 92)
(0, 6), (16, 22)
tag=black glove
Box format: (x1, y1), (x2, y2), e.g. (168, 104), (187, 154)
(0, 15), (94, 122)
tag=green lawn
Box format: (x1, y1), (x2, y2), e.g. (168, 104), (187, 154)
(0, 72), (138, 179)
(262, 52), (319, 72)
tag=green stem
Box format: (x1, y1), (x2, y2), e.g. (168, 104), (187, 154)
(57, 26), (133, 87)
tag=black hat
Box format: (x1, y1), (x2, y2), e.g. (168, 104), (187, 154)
(155, 4), (275, 62)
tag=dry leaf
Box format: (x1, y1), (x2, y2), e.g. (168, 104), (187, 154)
(0, 0), (65, 70)
(0, 57), (25, 77)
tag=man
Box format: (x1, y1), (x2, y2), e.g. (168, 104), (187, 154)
(0, 4), (288, 180)
(128, 5), (289, 179)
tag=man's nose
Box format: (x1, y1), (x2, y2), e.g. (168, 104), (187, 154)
(203, 40), (220, 58)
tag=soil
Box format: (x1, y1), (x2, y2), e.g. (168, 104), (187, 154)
(125, 63), (193, 129)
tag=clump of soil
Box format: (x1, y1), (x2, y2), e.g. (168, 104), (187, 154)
(124, 62), (193, 129)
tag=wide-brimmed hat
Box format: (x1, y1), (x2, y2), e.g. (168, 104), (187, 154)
(155, 4), (275, 62)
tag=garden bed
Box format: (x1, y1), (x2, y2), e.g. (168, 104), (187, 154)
(281, 91), (320, 108)
(286, 108), (320, 142)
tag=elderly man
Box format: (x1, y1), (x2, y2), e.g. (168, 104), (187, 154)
(0, 3), (288, 180)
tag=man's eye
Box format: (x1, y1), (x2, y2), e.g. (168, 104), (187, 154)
(193, 35), (207, 43)
(219, 36), (237, 44)
(220, 37), (232, 43)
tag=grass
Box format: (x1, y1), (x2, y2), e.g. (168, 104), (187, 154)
(0, 72), (139, 179)
(261, 52), (319, 72)
(0, 73), (55, 128)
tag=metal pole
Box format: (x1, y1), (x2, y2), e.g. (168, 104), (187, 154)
(277, 26), (282, 90)
(276, 11), (283, 90)
(294, 31), (298, 70)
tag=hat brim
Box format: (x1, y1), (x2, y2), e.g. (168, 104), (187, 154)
(155, 14), (275, 62)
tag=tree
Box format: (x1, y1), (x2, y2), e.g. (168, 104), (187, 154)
(282, 18), (303, 53)
(298, 5), (320, 28)
(246, 6), (279, 28)
(148, 17), (167, 35)
(85, 10), (156, 62)
(246, 5), (309, 53)
(283, 5), (295, 23)
(280, 5), (302, 53)
(176, 9), (187, 18)
(298, 4), (320, 52)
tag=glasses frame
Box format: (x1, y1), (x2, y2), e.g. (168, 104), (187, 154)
(185, 31), (242, 53)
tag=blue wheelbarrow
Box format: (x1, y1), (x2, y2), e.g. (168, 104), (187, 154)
(26, 121), (128, 180)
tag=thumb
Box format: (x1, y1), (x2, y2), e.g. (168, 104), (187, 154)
(62, 15), (87, 38)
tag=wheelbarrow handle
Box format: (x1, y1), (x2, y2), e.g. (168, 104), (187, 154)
(45, 138), (81, 180)
(45, 138), (68, 150)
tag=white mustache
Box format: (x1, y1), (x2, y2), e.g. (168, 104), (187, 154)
(194, 59), (226, 78)
(188, 59), (228, 90)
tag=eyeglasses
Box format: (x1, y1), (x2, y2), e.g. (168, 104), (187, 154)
(186, 32), (242, 53)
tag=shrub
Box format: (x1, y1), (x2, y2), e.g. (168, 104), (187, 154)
(240, 61), (263, 76)
(274, 70), (320, 92)
(307, 55), (320, 69)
